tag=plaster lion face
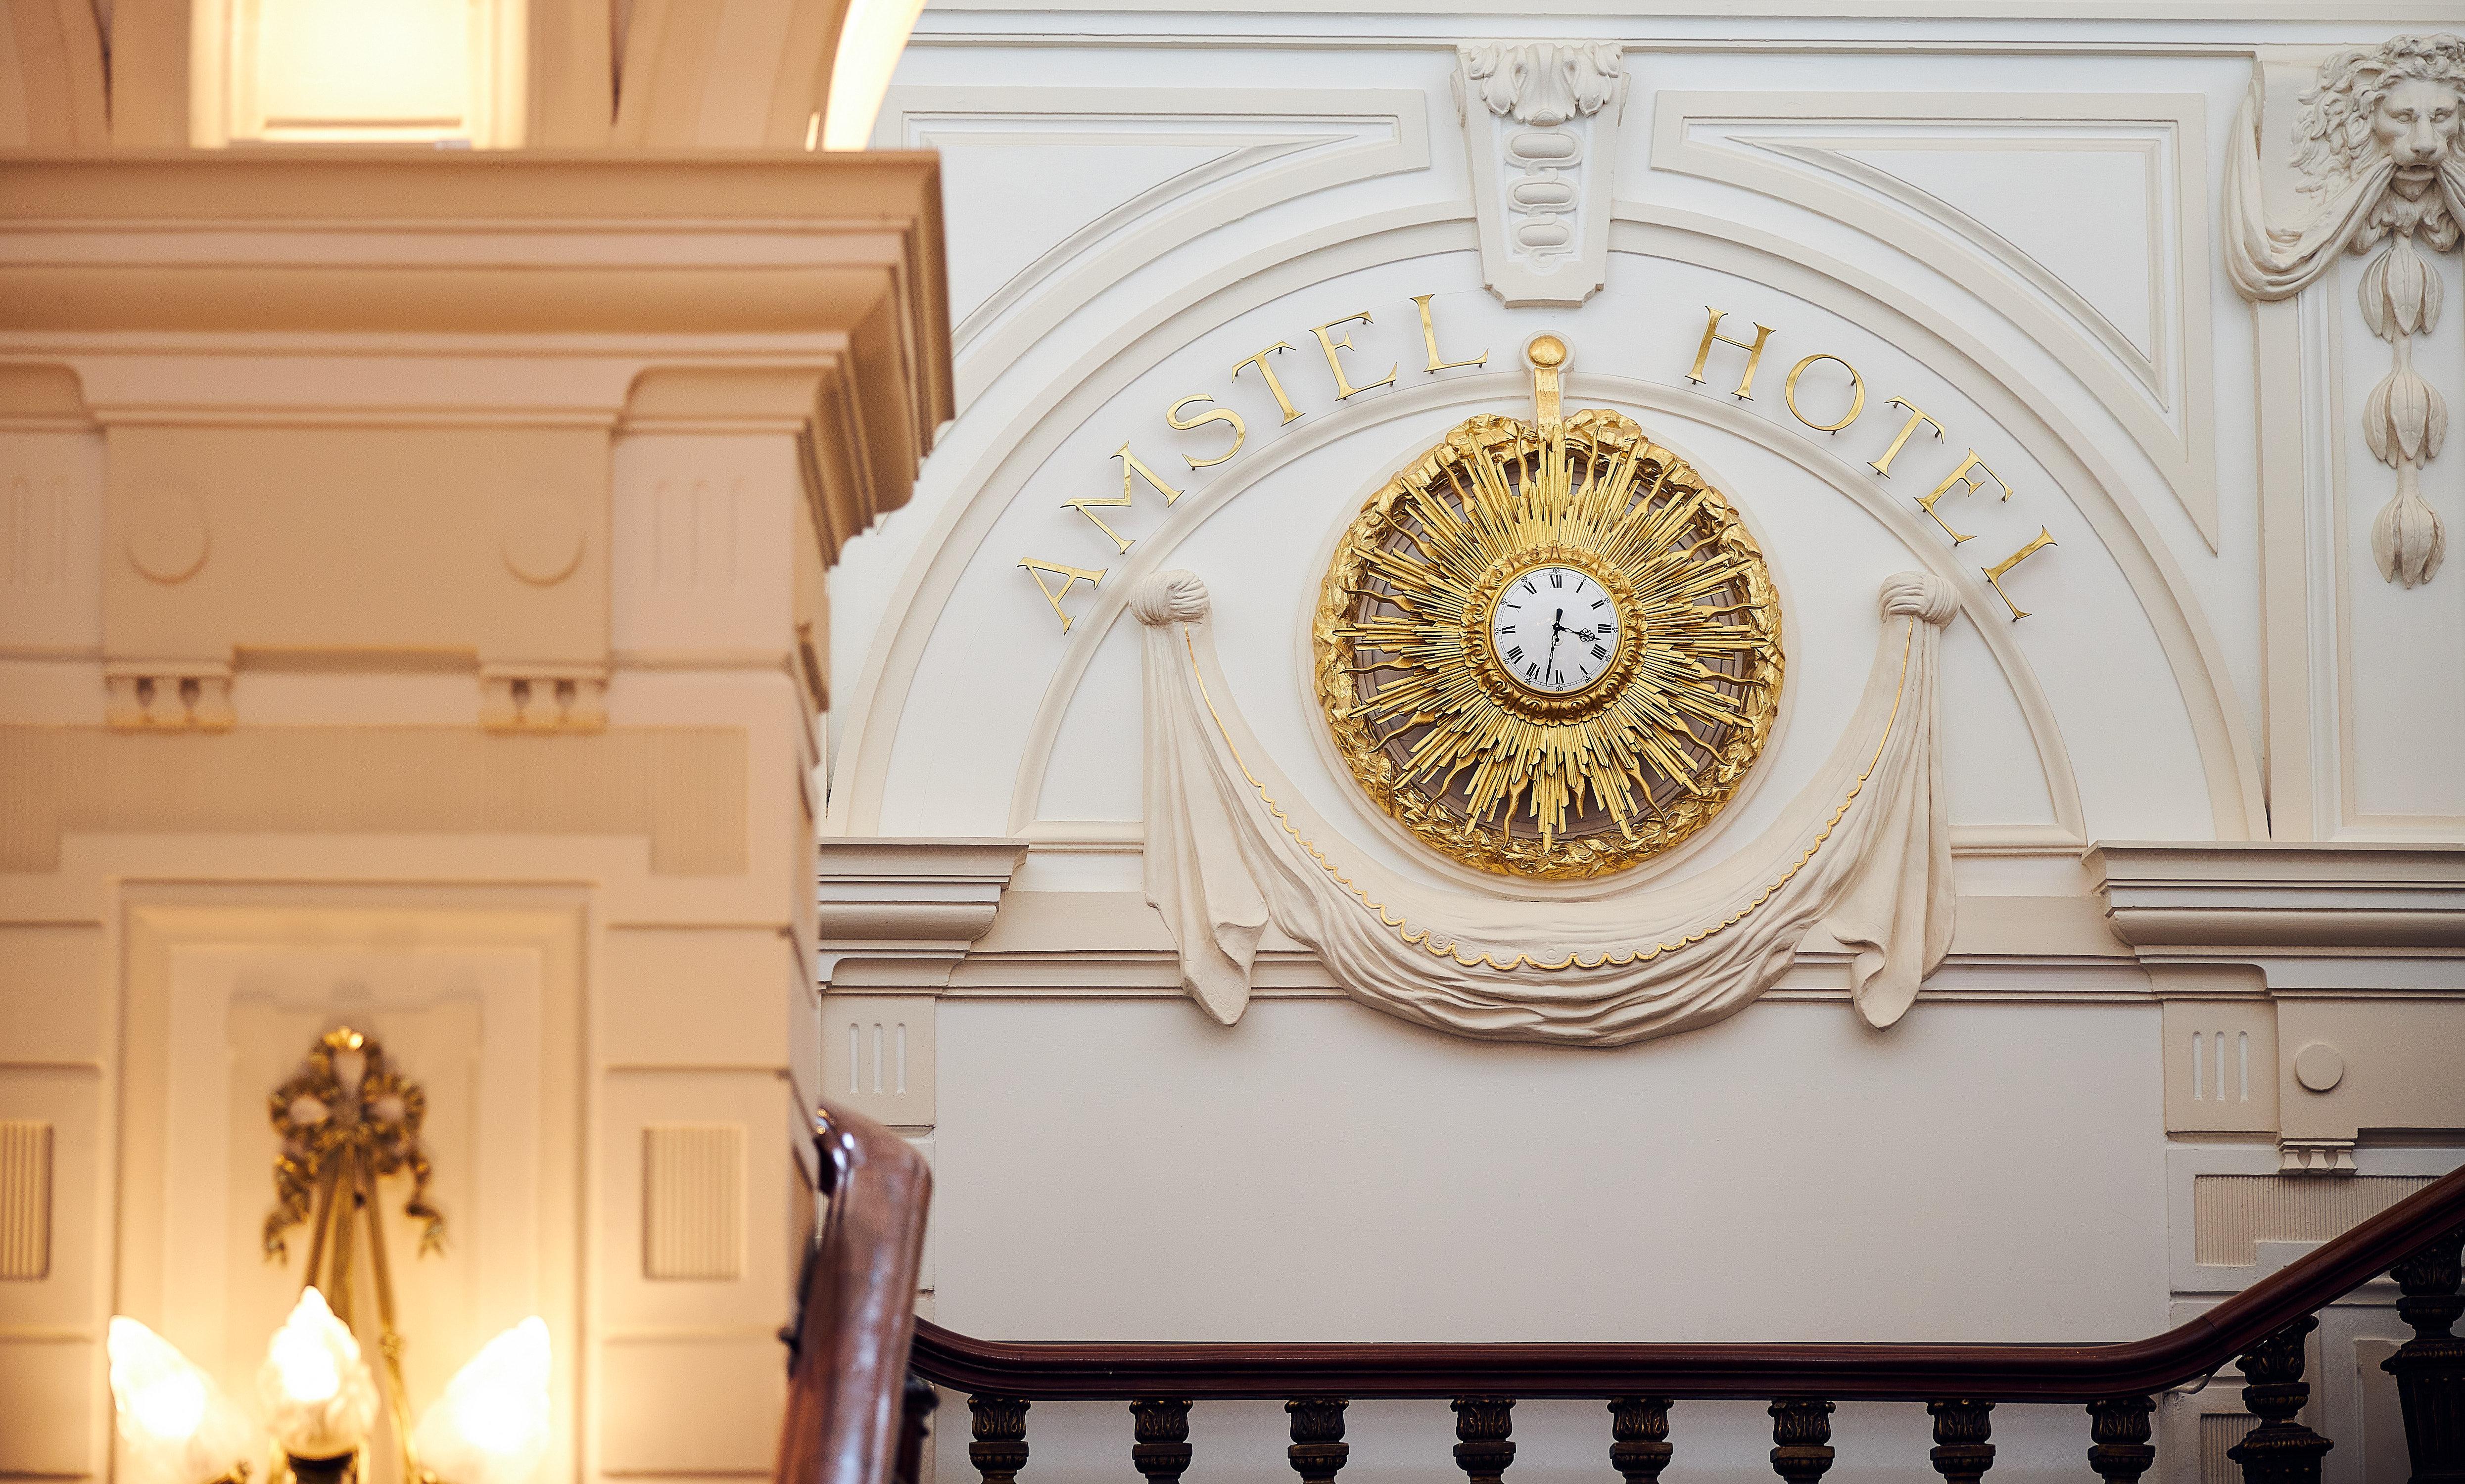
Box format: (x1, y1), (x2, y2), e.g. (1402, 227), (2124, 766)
(2372, 75), (2464, 184)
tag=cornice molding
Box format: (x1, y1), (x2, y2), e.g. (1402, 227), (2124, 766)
(816, 836), (1031, 988)
(0, 150), (954, 565)
(2088, 840), (2465, 953)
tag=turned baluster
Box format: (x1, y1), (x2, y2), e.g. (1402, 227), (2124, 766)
(967, 1395), (1029, 1484)
(2085, 1396), (2156, 1484)
(2228, 1316), (2334, 1484)
(1926, 1400), (1993, 1484)
(1451, 1397), (1516, 1484)
(2383, 1222), (2465, 1484)
(1768, 1399), (1835, 1484)
(893, 1374), (937, 1484)
(1608, 1397), (1673, 1484)
(1286, 1397), (1350, 1484)
(1132, 1399), (1194, 1484)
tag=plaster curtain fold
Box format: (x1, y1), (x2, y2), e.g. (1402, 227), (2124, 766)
(1136, 569), (1957, 1046)
(2222, 82), (2418, 302)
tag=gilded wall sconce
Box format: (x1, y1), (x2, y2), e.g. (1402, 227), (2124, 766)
(109, 1028), (550, 1484)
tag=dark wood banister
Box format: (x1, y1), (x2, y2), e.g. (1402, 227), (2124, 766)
(776, 1100), (935, 1484)
(908, 1161), (2465, 1402)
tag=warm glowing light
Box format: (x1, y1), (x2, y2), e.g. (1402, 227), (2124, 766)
(260, 1289), (380, 1461)
(412, 1319), (552, 1484)
(821, 0), (931, 149)
(107, 1317), (258, 1484)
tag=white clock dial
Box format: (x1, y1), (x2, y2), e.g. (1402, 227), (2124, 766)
(1489, 565), (1620, 695)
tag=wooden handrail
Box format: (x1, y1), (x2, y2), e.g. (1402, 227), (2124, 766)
(775, 1100), (935, 1484)
(909, 1160), (2465, 1402)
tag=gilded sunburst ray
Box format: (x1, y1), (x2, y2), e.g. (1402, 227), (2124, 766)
(1314, 406), (1783, 879)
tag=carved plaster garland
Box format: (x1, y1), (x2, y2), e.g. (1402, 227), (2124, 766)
(1137, 568), (1955, 1046)
(2227, 34), (2465, 587)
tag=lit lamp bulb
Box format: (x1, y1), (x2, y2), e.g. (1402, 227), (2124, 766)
(107, 1317), (258, 1484)
(260, 1289), (380, 1481)
(411, 1319), (551, 1484)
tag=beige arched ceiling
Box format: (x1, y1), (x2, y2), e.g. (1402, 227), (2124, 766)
(613, 0), (847, 148)
(0, 0), (107, 147)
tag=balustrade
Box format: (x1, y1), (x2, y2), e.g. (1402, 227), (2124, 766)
(773, 1103), (2465, 1484)
(889, 1171), (2465, 1484)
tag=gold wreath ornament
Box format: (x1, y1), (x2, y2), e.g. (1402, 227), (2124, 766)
(1312, 335), (1783, 879)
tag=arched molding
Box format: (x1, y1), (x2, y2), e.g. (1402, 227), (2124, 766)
(614, 0), (847, 149)
(879, 86), (1432, 406)
(826, 205), (1474, 833)
(997, 369), (2086, 895)
(0, 0), (107, 148)
(1650, 90), (2220, 550)
(828, 205), (2261, 842)
(1606, 206), (2261, 840)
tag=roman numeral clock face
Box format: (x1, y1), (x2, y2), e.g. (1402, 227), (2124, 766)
(1313, 408), (1784, 881)
(1490, 566), (1620, 695)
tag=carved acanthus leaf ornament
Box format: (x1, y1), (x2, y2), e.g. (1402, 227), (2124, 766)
(2228, 33), (2465, 587)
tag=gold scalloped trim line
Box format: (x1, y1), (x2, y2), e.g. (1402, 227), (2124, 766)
(1184, 620), (1913, 972)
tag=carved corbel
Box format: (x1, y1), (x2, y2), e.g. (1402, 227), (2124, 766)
(814, 837), (1032, 990)
(1454, 42), (1626, 308)
(2227, 34), (2465, 587)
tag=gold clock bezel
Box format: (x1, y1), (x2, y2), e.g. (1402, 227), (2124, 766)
(1311, 351), (1784, 881)
(1466, 549), (1645, 718)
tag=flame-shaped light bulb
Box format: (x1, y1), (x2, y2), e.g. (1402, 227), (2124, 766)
(107, 1317), (258, 1484)
(259, 1288), (379, 1462)
(411, 1319), (551, 1484)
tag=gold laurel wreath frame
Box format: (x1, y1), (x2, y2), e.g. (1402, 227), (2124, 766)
(1312, 371), (1783, 880)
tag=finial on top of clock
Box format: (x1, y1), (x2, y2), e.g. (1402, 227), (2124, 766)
(1525, 333), (1567, 424)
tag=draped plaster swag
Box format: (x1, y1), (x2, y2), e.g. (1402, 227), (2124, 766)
(1137, 569), (1957, 1045)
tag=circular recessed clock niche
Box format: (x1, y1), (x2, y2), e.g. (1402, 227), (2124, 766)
(1312, 402), (1784, 881)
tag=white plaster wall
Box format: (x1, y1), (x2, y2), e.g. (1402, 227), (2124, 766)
(820, 9), (2465, 1484)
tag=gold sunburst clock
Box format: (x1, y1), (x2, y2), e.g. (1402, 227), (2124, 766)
(1312, 335), (1784, 880)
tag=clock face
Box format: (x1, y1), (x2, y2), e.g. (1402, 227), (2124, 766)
(1314, 409), (1783, 880)
(1489, 565), (1622, 695)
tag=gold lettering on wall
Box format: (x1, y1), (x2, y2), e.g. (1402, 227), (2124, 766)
(1915, 450), (2013, 545)
(1060, 485), (1135, 553)
(1867, 397), (1944, 477)
(1687, 308), (1775, 399)
(1982, 528), (2056, 621)
(1019, 558), (1105, 633)
(1411, 293), (1489, 372)
(1232, 343), (1305, 425)
(1309, 312), (1399, 401)
(1784, 353), (1866, 433)
(1114, 443), (1185, 507)
(1167, 395), (1246, 469)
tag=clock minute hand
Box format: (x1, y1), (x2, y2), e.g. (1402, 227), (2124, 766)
(1543, 607), (1564, 678)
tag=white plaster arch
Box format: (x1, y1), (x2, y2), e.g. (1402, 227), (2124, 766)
(998, 369), (2086, 876)
(880, 86), (1435, 404)
(828, 206), (2262, 843)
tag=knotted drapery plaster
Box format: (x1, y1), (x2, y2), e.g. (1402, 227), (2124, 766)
(1137, 569), (1957, 1046)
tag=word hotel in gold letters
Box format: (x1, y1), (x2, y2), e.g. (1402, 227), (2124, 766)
(1018, 296), (2058, 633)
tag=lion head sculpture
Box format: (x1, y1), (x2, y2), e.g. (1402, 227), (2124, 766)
(2296, 34), (2465, 192)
